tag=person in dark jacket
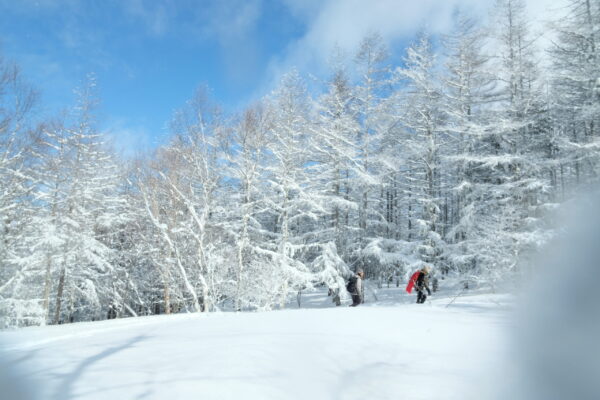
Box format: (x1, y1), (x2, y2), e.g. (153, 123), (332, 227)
(415, 265), (432, 304)
(349, 269), (365, 307)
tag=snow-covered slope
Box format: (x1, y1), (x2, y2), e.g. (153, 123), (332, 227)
(0, 290), (512, 400)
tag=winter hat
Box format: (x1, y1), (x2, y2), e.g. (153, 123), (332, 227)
(423, 265), (432, 273)
(356, 268), (364, 275)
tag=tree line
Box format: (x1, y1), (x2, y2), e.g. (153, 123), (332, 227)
(1, 0), (598, 327)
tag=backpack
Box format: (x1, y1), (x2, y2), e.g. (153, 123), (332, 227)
(405, 270), (421, 294)
(346, 276), (358, 293)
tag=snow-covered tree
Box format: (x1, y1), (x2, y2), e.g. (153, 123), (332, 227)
(353, 33), (389, 246)
(23, 76), (129, 324)
(443, 0), (553, 282)
(221, 103), (276, 310)
(261, 70), (319, 308)
(139, 87), (227, 313)
(308, 58), (360, 284)
(0, 56), (42, 327)
(394, 33), (446, 267)
(441, 15), (499, 277)
(549, 0), (600, 187)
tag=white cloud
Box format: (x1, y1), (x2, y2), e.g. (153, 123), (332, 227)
(199, 0), (263, 86)
(261, 0), (570, 96)
(266, 0), (490, 83)
(120, 0), (264, 87)
(105, 120), (164, 159)
(201, 0), (262, 42)
(122, 0), (171, 37)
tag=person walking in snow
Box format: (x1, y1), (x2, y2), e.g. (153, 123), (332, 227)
(406, 265), (432, 304)
(347, 269), (365, 307)
(415, 266), (432, 304)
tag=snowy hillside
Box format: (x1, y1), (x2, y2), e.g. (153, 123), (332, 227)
(0, 289), (513, 400)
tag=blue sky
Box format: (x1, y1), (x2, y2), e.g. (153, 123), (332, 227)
(0, 0), (561, 157)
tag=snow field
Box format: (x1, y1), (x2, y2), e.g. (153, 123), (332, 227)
(0, 290), (512, 400)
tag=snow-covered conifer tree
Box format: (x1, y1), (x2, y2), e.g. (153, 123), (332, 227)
(0, 56), (43, 327)
(549, 0), (600, 187)
(353, 33), (389, 248)
(440, 15), (498, 277)
(26, 76), (128, 324)
(447, 0), (553, 282)
(395, 33), (446, 267)
(308, 57), (360, 292)
(262, 70), (319, 308)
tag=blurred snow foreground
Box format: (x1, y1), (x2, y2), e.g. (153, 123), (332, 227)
(1, 194), (599, 400)
(508, 191), (600, 400)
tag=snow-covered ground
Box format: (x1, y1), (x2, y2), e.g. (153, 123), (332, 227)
(0, 286), (513, 400)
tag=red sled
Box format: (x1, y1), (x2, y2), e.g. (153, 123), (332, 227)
(405, 270), (421, 294)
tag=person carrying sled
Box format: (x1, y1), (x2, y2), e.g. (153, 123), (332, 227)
(406, 265), (432, 304)
(347, 269), (365, 307)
